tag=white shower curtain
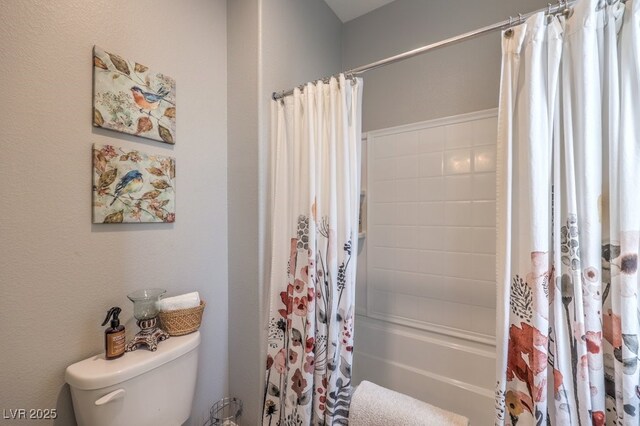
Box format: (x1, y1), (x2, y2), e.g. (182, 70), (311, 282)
(495, 0), (640, 424)
(263, 75), (363, 426)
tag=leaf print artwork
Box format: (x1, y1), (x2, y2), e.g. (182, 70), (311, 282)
(92, 144), (175, 223)
(93, 46), (176, 144)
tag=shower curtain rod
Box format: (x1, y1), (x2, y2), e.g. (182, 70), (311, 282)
(272, 0), (580, 101)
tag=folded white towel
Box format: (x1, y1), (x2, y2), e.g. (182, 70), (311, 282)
(158, 292), (201, 312)
(349, 381), (469, 426)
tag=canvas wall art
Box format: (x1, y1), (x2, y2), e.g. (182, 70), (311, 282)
(93, 46), (176, 144)
(93, 144), (176, 223)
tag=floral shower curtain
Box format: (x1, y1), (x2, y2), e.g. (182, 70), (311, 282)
(263, 75), (363, 426)
(495, 0), (640, 424)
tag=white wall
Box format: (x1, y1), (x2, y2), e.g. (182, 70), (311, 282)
(227, 0), (342, 423)
(0, 1), (228, 425)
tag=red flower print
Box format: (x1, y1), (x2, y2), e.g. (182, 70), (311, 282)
(592, 411), (605, 426)
(307, 287), (314, 303)
(305, 337), (314, 353)
(294, 279), (305, 294)
(506, 322), (548, 401)
(291, 368), (308, 398)
(289, 349), (298, 364)
(585, 331), (602, 354)
(278, 284), (294, 318)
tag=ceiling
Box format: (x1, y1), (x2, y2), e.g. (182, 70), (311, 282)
(323, 0), (396, 23)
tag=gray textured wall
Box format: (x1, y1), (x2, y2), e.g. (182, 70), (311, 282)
(342, 0), (549, 131)
(227, 0), (262, 424)
(0, 1), (228, 425)
(227, 0), (342, 423)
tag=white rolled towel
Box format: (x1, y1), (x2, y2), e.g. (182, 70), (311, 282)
(158, 291), (201, 312)
(349, 381), (469, 426)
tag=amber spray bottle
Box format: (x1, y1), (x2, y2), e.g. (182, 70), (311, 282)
(102, 307), (125, 360)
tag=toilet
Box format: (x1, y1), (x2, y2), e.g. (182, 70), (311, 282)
(65, 331), (200, 426)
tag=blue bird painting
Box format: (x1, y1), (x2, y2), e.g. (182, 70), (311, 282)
(93, 144), (175, 223)
(110, 170), (144, 205)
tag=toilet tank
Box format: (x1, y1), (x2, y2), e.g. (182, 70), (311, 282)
(65, 331), (200, 426)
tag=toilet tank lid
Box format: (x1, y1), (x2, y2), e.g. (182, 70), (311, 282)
(65, 331), (200, 390)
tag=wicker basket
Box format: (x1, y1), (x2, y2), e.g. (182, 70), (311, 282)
(158, 300), (205, 336)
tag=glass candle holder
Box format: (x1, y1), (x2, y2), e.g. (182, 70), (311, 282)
(125, 288), (170, 352)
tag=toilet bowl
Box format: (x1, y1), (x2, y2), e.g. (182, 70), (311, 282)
(65, 331), (200, 426)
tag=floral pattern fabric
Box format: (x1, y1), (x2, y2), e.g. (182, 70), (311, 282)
(263, 75), (362, 426)
(496, 1), (640, 424)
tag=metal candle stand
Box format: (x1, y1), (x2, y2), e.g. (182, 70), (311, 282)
(125, 316), (169, 352)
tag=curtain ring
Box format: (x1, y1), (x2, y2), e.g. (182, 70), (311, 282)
(504, 16), (514, 38)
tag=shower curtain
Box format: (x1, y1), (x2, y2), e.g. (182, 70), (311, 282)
(495, 0), (640, 424)
(263, 75), (363, 425)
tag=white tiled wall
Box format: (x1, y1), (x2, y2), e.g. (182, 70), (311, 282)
(365, 110), (498, 338)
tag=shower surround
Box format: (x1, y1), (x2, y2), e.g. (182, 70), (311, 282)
(354, 109), (498, 424)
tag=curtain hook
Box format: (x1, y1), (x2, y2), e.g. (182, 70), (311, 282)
(563, 0), (574, 18)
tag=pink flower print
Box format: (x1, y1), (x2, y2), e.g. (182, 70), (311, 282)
(584, 266), (598, 282)
(303, 355), (315, 373)
(293, 297), (309, 316)
(291, 368), (308, 398)
(273, 349), (286, 374)
(101, 145), (118, 159)
(307, 287), (315, 304)
(579, 354), (589, 380)
(305, 337), (314, 353)
(294, 279), (305, 294)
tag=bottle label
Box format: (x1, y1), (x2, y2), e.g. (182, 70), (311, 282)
(107, 331), (125, 358)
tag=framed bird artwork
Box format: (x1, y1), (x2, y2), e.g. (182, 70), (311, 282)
(93, 46), (176, 144)
(93, 144), (176, 223)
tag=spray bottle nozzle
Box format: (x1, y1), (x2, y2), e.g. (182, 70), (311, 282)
(102, 307), (122, 328)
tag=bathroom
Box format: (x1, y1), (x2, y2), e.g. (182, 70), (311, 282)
(2, 0), (632, 424)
